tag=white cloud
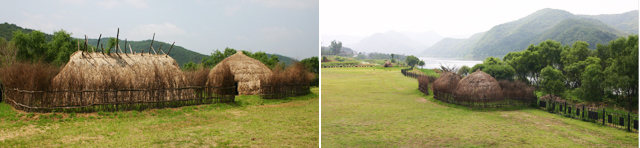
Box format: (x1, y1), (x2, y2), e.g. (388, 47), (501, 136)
(124, 0), (149, 9)
(250, 0), (318, 9)
(21, 12), (58, 33)
(128, 23), (187, 40)
(224, 6), (241, 16)
(97, 0), (121, 9)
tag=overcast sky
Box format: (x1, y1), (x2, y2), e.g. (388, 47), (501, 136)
(321, 0), (638, 38)
(0, 0), (319, 60)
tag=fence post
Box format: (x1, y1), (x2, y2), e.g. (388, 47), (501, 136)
(628, 112), (631, 132)
(564, 102), (567, 114)
(602, 108), (605, 125)
(582, 105), (585, 119)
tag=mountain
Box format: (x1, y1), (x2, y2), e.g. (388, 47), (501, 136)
(351, 30), (426, 55)
(0, 22), (53, 41)
(0, 22), (297, 67)
(400, 31), (443, 48)
(421, 32), (485, 57)
(422, 8), (636, 58)
(321, 34), (364, 47)
(531, 18), (626, 49)
(579, 10), (639, 34)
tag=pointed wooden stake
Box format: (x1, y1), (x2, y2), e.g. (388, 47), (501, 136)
(96, 34), (102, 53)
(166, 42), (175, 57)
(148, 33), (155, 54)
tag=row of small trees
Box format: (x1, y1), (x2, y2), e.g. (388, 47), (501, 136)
(458, 35), (637, 111)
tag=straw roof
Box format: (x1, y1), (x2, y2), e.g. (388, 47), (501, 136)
(383, 60), (393, 67)
(51, 51), (188, 91)
(207, 51), (272, 95)
(432, 71), (460, 94)
(454, 69), (502, 100)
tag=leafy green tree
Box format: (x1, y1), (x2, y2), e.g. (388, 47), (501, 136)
(458, 65), (470, 76)
(418, 60), (425, 68)
(390, 58), (396, 63)
(482, 65), (515, 81)
(330, 40), (342, 55)
(405, 55), (420, 69)
(563, 56), (600, 88)
(483, 56), (504, 65)
(602, 35), (638, 110)
(106, 37), (116, 54)
(540, 66), (565, 97)
(12, 30), (47, 61)
(299, 56), (319, 74)
(46, 29), (78, 66)
(183, 61), (198, 71)
(578, 63), (604, 102)
(201, 47), (237, 68)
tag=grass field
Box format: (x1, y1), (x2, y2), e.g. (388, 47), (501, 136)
(321, 67), (638, 147)
(0, 87), (319, 147)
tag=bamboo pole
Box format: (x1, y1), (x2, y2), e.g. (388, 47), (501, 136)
(158, 43), (165, 55)
(151, 46), (157, 54)
(124, 38), (127, 54)
(115, 28), (120, 55)
(129, 44), (134, 54)
(149, 33), (155, 54)
(166, 42), (175, 57)
(96, 34), (102, 53)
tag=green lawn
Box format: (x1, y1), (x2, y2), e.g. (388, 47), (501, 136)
(0, 88), (319, 147)
(321, 67), (638, 147)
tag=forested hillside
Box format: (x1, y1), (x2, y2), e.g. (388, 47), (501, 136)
(421, 8), (636, 59)
(0, 22), (298, 67)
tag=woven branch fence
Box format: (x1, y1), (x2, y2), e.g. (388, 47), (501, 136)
(538, 98), (639, 132)
(322, 65), (373, 68)
(260, 83), (311, 99)
(3, 86), (235, 113)
(432, 91), (535, 108)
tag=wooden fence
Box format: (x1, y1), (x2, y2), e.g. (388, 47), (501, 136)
(322, 65), (372, 68)
(538, 98), (638, 132)
(260, 83), (311, 99)
(3, 86), (235, 113)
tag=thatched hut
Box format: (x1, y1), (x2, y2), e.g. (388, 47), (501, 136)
(454, 69), (502, 100)
(383, 60), (393, 67)
(432, 72), (460, 94)
(207, 51), (272, 95)
(52, 51), (188, 90)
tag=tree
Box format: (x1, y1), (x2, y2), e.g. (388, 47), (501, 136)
(458, 65), (470, 76)
(405, 55), (420, 69)
(391, 54), (394, 60)
(46, 29), (78, 66)
(106, 37), (116, 54)
(299, 56), (319, 74)
(540, 66), (565, 97)
(578, 63), (604, 102)
(418, 60), (425, 68)
(12, 30), (47, 61)
(329, 40), (342, 55)
(330, 40), (342, 55)
(183, 61), (198, 71)
(201, 47), (237, 68)
(483, 56), (503, 65)
(390, 58), (396, 63)
(602, 35), (638, 111)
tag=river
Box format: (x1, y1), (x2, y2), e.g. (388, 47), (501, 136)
(417, 57), (483, 69)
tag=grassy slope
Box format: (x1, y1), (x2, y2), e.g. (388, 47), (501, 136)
(321, 67), (637, 147)
(0, 88), (319, 147)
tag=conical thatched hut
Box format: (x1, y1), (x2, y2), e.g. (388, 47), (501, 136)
(52, 51), (188, 90)
(432, 71), (460, 94)
(383, 60), (393, 67)
(454, 69), (502, 100)
(207, 51), (272, 95)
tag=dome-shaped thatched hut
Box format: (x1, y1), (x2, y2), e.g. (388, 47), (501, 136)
(383, 60), (393, 67)
(52, 51), (188, 91)
(207, 51), (272, 95)
(454, 69), (502, 100)
(432, 72), (460, 94)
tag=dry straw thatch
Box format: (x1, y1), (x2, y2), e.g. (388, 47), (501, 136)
(432, 71), (460, 94)
(383, 60), (393, 67)
(207, 51), (272, 95)
(498, 80), (535, 99)
(454, 69), (502, 100)
(51, 51), (188, 91)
